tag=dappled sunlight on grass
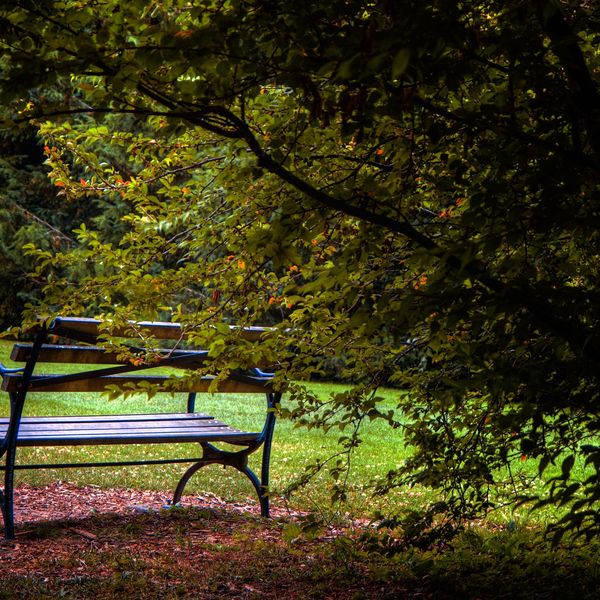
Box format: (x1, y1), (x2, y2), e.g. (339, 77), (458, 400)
(0, 340), (587, 527)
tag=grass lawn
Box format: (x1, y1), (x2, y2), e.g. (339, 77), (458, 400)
(0, 340), (577, 525)
(0, 340), (411, 519)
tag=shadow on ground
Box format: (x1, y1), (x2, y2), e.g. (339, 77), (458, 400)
(0, 484), (599, 599)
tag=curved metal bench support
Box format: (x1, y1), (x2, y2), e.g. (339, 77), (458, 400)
(173, 391), (281, 517)
(173, 443), (268, 516)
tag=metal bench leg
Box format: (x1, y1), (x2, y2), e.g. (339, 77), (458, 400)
(1, 331), (46, 539)
(173, 458), (268, 516)
(173, 392), (280, 517)
(2, 390), (28, 540)
(257, 392), (281, 518)
(172, 442), (268, 515)
(242, 464), (269, 517)
(2, 444), (17, 539)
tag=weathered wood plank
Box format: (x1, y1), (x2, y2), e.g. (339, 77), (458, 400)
(13, 426), (241, 436)
(0, 413), (214, 424)
(1, 373), (272, 393)
(11, 343), (211, 367)
(0, 412), (259, 446)
(47, 316), (269, 342)
(11, 344), (120, 364)
(10, 430), (258, 446)
(11, 343), (277, 371)
(1, 420), (228, 432)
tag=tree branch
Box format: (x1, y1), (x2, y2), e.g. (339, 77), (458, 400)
(226, 108), (600, 363)
(13, 80), (600, 364)
(10, 202), (75, 245)
(534, 0), (600, 164)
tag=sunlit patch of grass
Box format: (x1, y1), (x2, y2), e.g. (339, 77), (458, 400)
(0, 340), (411, 517)
(0, 339), (589, 526)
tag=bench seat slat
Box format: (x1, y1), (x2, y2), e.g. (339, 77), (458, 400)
(11, 425), (232, 436)
(1, 373), (271, 393)
(0, 413), (214, 424)
(0, 414), (258, 446)
(14, 426), (243, 436)
(0, 418), (227, 432)
(9, 431), (257, 447)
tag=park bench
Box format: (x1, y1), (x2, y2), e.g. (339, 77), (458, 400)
(0, 317), (281, 539)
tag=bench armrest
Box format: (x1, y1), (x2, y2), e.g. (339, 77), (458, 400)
(0, 363), (24, 376)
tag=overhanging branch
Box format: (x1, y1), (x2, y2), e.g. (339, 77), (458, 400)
(12, 87), (599, 364)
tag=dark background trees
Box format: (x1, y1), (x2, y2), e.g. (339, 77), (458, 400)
(0, 124), (74, 329)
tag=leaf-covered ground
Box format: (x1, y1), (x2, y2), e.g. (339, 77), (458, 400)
(1, 483), (599, 599)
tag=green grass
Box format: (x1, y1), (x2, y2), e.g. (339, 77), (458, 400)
(0, 339), (584, 527)
(0, 340), (411, 518)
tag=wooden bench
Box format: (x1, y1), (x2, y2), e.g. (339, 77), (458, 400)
(0, 317), (281, 539)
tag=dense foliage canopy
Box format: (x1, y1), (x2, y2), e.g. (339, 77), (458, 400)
(1, 0), (600, 541)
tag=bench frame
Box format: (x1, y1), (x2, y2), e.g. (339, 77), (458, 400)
(0, 317), (281, 539)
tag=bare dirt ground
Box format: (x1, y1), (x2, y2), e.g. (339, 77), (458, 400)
(0, 483), (409, 599)
(2, 483), (598, 599)
(10, 480), (294, 527)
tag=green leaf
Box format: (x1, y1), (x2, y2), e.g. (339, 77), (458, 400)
(281, 523), (302, 543)
(561, 455), (575, 480)
(391, 49), (410, 78)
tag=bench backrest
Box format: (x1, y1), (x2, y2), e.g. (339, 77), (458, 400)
(1, 317), (274, 395)
(47, 316), (267, 343)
